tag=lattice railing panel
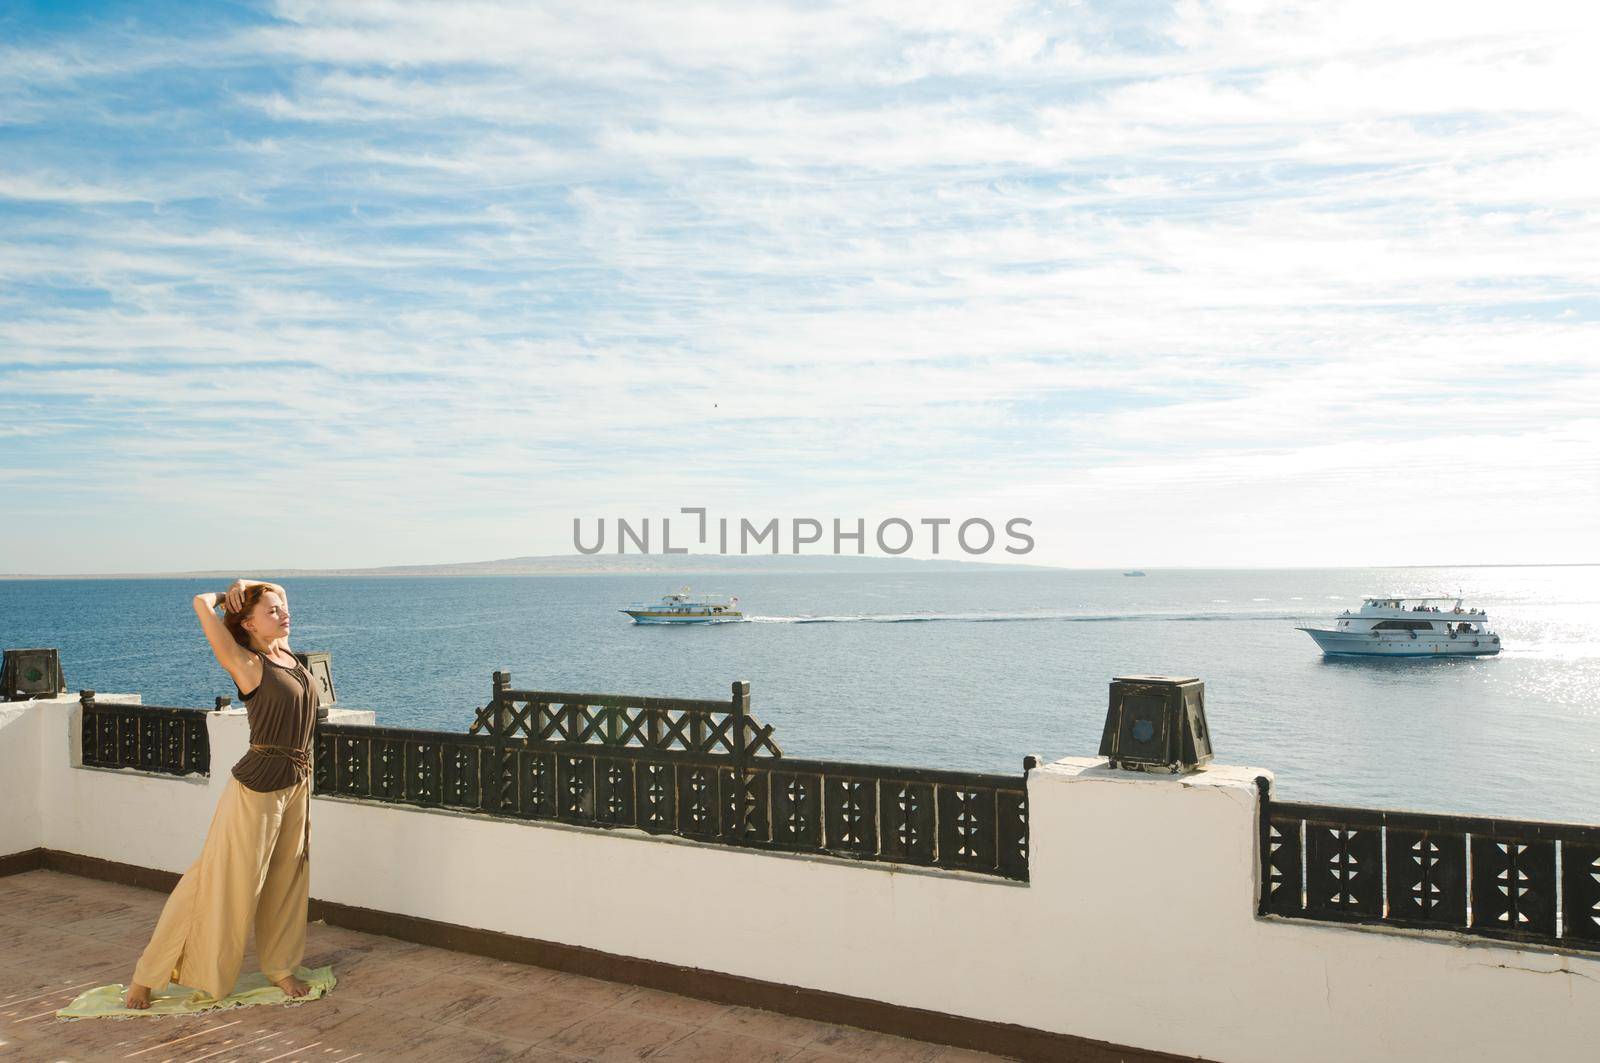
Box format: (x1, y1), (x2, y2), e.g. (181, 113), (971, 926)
(1385, 828), (1466, 929)
(771, 770), (824, 849)
(316, 724), (1029, 880)
(1562, 842), (1600, 946)
(879, 780), (937, 866)
(1471, 835), (1557, 938)
(414, 675), (1027, 879)
(1263, 812), (1304, 916)
(469, 685), (781, 761)
(79, 695), (209, 778)
(1305, 822), (1382, 919)
(1263, 800), (1600, 951)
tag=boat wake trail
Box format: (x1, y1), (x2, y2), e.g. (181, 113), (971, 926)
(746, 610), (1304, 625)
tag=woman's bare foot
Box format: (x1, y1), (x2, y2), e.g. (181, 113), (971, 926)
(124, 982), (152, 1009)
(272, 973), (310, 998)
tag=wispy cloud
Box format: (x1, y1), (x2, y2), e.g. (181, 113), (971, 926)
(1, 0), (1597, 571)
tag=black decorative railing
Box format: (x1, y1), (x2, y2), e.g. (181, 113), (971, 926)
(78, 690), (210, 777)
(317, 674), (1029, 881)
(467, 673), (782, 760)
(1262, 794), (1600, 950)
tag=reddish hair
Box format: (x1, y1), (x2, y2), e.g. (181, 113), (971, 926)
(222, 584), (278, 649)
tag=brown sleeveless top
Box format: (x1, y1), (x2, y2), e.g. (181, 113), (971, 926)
(232, 649), (317, 793)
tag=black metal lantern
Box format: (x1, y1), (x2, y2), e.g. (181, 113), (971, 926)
(1098, 675), (1212, 774)
(2, 648), (67, 701)
(294, 650), (336, 719)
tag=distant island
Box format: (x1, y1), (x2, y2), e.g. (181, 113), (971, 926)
(2, 553), (1061, 580)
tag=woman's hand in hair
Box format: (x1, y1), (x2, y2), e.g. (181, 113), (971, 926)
(223, 578), (288, 614)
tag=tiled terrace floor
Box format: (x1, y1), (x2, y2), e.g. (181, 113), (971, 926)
(1, 871), (1013, 1062)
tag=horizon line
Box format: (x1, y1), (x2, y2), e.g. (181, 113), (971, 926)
(3, 557), (1597, 580)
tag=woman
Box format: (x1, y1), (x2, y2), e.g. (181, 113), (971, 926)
(123, 578), (317, 1007)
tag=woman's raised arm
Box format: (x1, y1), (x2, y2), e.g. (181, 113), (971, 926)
(193, 590), (256, 689)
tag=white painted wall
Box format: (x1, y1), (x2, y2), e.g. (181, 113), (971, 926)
(0, 698), (46, 856)
(4, 699), (1598, 1063)
(2, 693), (143, 857)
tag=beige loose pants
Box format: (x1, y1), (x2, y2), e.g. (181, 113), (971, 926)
(132, 775), (310, 1000)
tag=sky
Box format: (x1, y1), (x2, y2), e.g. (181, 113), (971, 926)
(1, 0), (1597, 573)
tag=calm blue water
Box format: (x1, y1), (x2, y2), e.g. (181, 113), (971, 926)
(5, 567), (1598, 823)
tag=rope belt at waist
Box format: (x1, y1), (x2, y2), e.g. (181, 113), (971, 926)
(247, 743), (312, 860)
(248, 742), (311, 773)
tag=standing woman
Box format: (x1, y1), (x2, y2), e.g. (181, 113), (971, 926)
(123, 579), (317, 1007)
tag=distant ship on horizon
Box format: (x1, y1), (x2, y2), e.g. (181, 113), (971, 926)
(1123, 570), (1147, 577)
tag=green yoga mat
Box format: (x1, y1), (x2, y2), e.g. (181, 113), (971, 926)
(56, 965), (336, 1019)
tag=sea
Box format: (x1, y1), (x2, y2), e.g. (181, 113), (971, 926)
(4, 566), (1597, 824)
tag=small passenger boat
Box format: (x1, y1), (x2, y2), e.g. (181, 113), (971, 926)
(620, 587), (743, 624)
(1297, 597), (1500, 657)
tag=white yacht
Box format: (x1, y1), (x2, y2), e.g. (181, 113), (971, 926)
(620, 587), (743, 624)
(1298, 597), (1500, 658)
